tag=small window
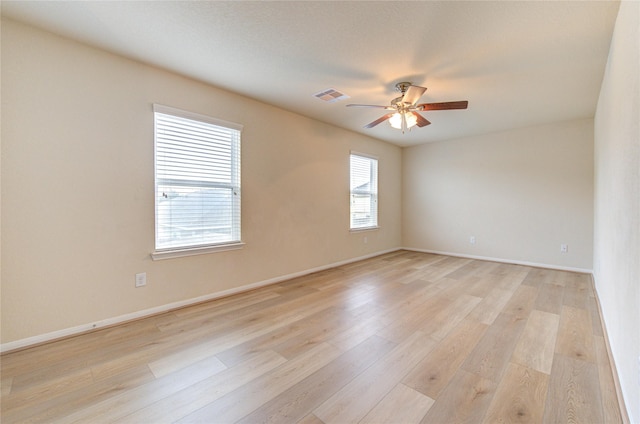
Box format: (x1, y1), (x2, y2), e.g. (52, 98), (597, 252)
(350, 153), (378, 230)
(153, 105), (241, 255)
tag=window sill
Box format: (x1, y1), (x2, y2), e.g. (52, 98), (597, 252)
(350, 226), (380, 233)
(151, 242), (245, 260)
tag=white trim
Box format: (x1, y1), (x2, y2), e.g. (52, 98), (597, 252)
(350, 226), (380, 233)
(0, 247), (402, 354)
(153, 103), (243, 131)
(151, 242), (245, 260)
(402, 247), (593, 274)
(4, 247), (597, 353)
(350, 153), (378, 230)
(590, 273), (631, 423)
(350, 150), (378, 160)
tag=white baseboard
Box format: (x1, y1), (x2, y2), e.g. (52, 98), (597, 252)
(402, 247), (593, 274)
(590, 273), (632, 424)
(0, 247), (402, 354)
(1, 246), (593, 354)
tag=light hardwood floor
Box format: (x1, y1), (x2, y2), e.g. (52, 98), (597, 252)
(1, 251), (626, 423)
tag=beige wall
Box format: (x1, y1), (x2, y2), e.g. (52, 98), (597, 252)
(3, 14), (638, 422)
(403, 119), (595, 271)
(593, 1), (640, 421)
(0, 19), (402, 345)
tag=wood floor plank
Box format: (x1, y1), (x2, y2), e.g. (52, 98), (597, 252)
(148, 293), (343, 377)
(403, 318), (488, 399)
(155, 288), (303, 334)
(548, 269), (573, 287)
(0, 251), (625, 423)
(562, 273), (590, 309)
(521, 267), (553, 288)
(468, 287), (514, 325)
(7, 356), (91, 394)
(236, 335), (396, 424)
(405, 252), (450, 269)
(373, 288), (450, 344)
(422, 294), (483, 340)
(2, 367), (94, 411)
(534, 282), (565, 315)
(297, 413), (325, 424)
(501, 284), (539, 321)
(331, 282), (437, 350)
(496, 267), (530, 292)
(360, 383), (435, 424)
(418, 256), (473, 283)
(461, 312), (527, 383)
(0, 378), (12, 398)
(214, 319), (310, 368)
(171, 288), (281, 319)
(0, 317), (165, 373)
(323, 314), (385, 352)
(434, 276), (474, 300)
(271, 307), (354, 359)
(555, 305), (596, 363)
(118, 350), (286, 424)
(594, 335), (625, 423)
(372, 278), (437, 313)
(511, 309), (560, 374)
(2, 363), (155, 423)
(59, 352), (228, 423)
(313, 331), (437, 424)
(377, 279), (443, 318)
(420, 368), (496, 424)
(482, 362), (549, 423)
(175, 342), (342, 423)
(587, 294), (605, 337)
(465, 272), (513, 298)
(543, 354), (604, 423)
(443, 259), (498, 281)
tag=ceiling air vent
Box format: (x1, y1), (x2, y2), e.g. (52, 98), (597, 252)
(313, 88), (349, 103)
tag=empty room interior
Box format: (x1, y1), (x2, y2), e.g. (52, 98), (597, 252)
(1, 1), (638, 423)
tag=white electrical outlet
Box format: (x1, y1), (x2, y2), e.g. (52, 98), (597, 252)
(363, 236), (368, 244)
(560, 244), (568, 253)
(135, 272), (146, 288)
(469, 236), (476, 245)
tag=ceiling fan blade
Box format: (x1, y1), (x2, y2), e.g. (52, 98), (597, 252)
(346, 104), (393, 109)
(418, 100), (469, 111)
(364, 113), (394, 128)
(412, 112), (431, 127)
(402, 85), (427, 106)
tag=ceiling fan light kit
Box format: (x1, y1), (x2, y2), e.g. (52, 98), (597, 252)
(347, 81), (469, 133)
(389, 111), (417, 130)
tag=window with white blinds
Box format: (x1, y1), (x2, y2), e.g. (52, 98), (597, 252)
(350, 153), (378, 230)
(154, 105), (241, 254)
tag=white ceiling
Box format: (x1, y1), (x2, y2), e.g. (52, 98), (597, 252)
(1, 1), (620, 147)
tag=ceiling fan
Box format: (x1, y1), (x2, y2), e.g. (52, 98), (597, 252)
(347, 82), (468, 133)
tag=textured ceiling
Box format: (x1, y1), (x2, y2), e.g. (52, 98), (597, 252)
(1, 1), (620, 146)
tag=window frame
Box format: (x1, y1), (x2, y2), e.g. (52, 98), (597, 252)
(151, 104), (243, 260)
(349, 152), (379, 231)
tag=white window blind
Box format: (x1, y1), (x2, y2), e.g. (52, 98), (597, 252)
(350, 153), (378, 229)
(154, 105), (241, 252)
